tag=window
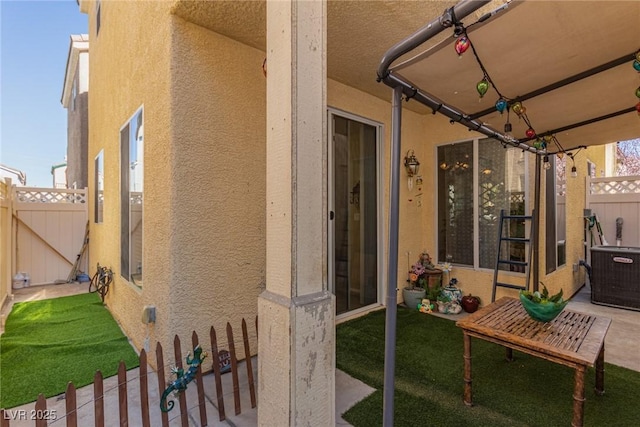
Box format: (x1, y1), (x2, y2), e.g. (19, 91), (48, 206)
(95, 150), (104, 223)
(546, 155), (566, 273)
(438, 138), (527, 270)
(120, 107), (143, 287)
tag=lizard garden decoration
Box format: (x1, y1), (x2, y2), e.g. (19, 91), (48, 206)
(160, 345), (208, 412)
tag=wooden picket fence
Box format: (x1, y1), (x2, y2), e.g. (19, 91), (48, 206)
(1, 317), (258, 427)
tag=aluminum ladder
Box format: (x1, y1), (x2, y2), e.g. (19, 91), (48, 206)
(491, 209), (534, 302)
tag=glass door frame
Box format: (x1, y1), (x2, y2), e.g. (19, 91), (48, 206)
(327, 107), (385, 319)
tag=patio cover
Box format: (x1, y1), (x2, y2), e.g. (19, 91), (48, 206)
(376, 0), (639, 424)
(378, 0), (639, 152)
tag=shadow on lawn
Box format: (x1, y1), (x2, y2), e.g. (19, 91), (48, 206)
(336, 307), (639, 427)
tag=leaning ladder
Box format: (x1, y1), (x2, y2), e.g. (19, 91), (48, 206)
(491, 209), (534, 302)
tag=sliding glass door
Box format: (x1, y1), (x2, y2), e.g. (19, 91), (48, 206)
(329, 110), (381, 315)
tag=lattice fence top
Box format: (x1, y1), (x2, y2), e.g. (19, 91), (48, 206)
(589, 176), (640, 195)
(15, 187), (87, 204)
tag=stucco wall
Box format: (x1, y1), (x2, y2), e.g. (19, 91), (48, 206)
(87, 0), (267, 362)
(540, 144), (607, 299)
(166, 16), (266, 356)
(327, 77), (596, 307)
(66, 89), (88, 189)
(327, 79), (486, 304)
(86, 0), (174, 358)
(85, 0), (603, 354)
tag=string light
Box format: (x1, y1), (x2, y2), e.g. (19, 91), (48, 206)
(450, 18), (593, 161)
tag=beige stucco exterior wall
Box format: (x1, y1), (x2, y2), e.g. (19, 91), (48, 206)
(327, 79), (489, 304)
(83, 1), (604, 364)
(167, 17), (266, 356)
(86, 0), (174, 358)
(539, 144), (607, 298)
(86, 0), (266, 363)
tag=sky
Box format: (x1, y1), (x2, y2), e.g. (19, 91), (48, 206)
(1, 0), (88, 188)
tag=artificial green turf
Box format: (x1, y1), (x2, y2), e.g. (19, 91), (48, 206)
(337, 306), (640, 426)
(0, 293), (139, 409)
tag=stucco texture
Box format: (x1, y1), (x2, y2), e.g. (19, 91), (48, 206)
(328, 79), (492, 304)
(84, 0), (602, 356)
(86, 0), (174, 360)
(327, 75), (600, 307)
(86, 0), (265, 365)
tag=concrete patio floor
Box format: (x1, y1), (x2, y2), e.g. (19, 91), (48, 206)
(1, 281), (638, 426)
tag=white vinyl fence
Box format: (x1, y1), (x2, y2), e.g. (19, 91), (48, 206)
(12, 186), (88, 286)
(586, 175), (640, 248)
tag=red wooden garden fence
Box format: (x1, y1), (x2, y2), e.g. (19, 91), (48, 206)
(1, 317), (258, 426)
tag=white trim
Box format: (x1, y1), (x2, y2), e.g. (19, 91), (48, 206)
(61, 35), (89, 108)
(119, 106), (144, 290)
(435, 136), (530, 273)
(327, 107), (385, 312)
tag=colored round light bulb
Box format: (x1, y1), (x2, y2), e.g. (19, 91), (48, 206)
(511, 101), (526, 117)
(495, 98), (508, 114)
(525, 128), (536, 138)
(476, 79), (489, 98)
(455, 36), (470, 56)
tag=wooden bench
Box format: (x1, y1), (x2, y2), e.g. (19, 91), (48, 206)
(456, 297), (611, 427)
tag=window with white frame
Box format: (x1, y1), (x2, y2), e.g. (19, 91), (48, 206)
(95, 150), (104, 224)
(120, 107), (143, 287)
(437, 138), (527, 270)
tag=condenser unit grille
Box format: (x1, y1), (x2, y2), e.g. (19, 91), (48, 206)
(590, 246), (640, 311)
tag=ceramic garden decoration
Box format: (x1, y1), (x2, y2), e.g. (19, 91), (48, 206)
(461, 294), (481, 313)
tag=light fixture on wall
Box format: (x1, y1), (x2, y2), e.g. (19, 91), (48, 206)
(404, 150), (420, 189)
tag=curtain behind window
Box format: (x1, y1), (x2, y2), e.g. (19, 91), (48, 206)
(438, 141), (474, 265)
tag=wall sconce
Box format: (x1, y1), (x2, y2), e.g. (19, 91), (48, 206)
(404, 150), (420, 189)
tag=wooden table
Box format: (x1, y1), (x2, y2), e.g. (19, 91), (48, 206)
(456, 297), (611, 427)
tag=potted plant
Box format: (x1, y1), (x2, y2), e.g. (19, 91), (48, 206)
(403, 252), (441, 309)
(519, 283), (567, 322)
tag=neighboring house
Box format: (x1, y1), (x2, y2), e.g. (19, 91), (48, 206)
(61, 34), (89, 190)
(0, 164), (27, 187)
(76, 0), (636, 424)
(51, 162), (67, 189)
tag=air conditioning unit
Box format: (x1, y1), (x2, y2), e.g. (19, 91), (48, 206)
(590, 246), (640, 311)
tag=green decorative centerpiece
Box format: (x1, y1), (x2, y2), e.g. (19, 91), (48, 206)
(519, 284), (568, 323)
